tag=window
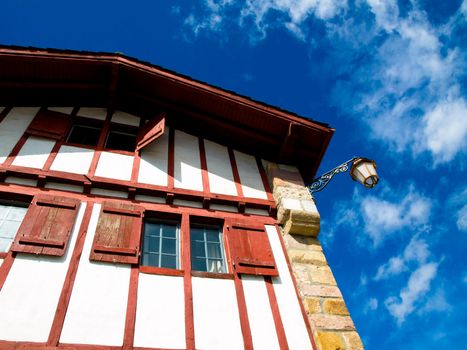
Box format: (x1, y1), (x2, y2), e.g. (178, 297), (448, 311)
(0, 200), (28, 253)
(105, 129), (137, 152)
(67, 123), (101, 147)
(141, 221), (180, 269)
(191, 224), (226, 273)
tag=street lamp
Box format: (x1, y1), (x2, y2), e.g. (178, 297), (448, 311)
(308, 157), (378, 194)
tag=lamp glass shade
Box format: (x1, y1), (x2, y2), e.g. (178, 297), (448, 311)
(350, 158), (378, 188)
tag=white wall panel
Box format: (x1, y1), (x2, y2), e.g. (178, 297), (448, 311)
(0, 258), (3, 268)
(192, 277), (244, 350)
(174, 130), (203, 191)
(50, 145), (94, 175)
(111, 111), (140, 126)
(234, 150), (268, 199)
(60, 204), (130, 346)
(0, 202), (86, 342)
(266, 225), (313, 350)
(47, 107), (73, 114)
(138, 127), (169, 186)
(0, 107), (39, 164)
(204, 140), (237, 196)
(12, 136), (55, 169)
(134, 194), (165, 203)
(95, 151), (133, 181)
(242, 275), (281, 350)
(134, 274), (186, 349)
(0, 107), (4, 114)
(77, 107), (107, 120)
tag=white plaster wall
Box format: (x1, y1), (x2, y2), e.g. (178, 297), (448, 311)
(138, 127), (169, 186)
(12, 136), (55, 169)
(111, 111), (140, 127)
(0, 202), (86, 342)
(60, 204), (130, 346)
(0, 258), (3, 268)
(4, 177), (38, 187)
(174, 130), (203, 191)
(265, 225), (313, 350)
(77, 107), (107, 120)
(204, 140), (237, 196)
(134, 274), (186, 349)
(192, 277), (244, 350)
(50, 145), (94, 174)
(209, 203), (238, 213)
(173, 199), (203, 208)
(47, 107), (73, 115)
(0, 107), (39, 164)
(242, 275), (280, 350)
(244, 208), (270, 216)
(134, 194), (165, 204)
(44, 182), (84, 193)
(95, 151), (134, 181)
(0, 107), (5, 114)
(234, 150), (268, 199)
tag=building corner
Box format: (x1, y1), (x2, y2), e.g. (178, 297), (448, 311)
(263, 161), (365, 350)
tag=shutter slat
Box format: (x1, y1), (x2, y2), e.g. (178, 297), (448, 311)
(135, 113), (165, 152)
(227, 221), (278, 277)
(26, 110), (71, 140)
(11, 195), (80, 256)
(90, 201), (143, 264)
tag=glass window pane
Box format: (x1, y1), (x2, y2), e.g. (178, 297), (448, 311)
(206, 242), (222, 259)
(68, 125), (101, 146)
(162, 224), (177, 238)
(161, 254), (177, 269)
(0, 237), (13, 253)
(191, 228), (204, 241)
(192, 257), (207, 272)
(142, 253), (159, 267)
(162, 238), (176, 254)
(105, 131), (136, 152)
(191, 241), (206, 258)
(145, 222), (161, 237)
(207, 259), (225, 273)
(205, 230), (220, 243)
(147, 236), (160, 253)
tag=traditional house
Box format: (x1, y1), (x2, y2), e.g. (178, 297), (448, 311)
(0, 46), (363, 350)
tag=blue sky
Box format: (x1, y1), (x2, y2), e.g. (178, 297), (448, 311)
(1, 1), (466, 348)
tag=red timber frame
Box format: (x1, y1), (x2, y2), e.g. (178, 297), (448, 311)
(0, 105), (316, 350)
(0, 184), (317, 350)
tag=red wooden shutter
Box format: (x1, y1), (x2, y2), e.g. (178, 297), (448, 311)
(135, 112), (165, 152)
(26, 109), (71, 139)
(227, 221), (278, 277)
(11, 194), (80, 256)
(90, 201), (143, 264)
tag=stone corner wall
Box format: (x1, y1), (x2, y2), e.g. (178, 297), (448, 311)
(263, 161), (364, 350)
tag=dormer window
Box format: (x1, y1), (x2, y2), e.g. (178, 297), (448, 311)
(105, 128), (137, 152)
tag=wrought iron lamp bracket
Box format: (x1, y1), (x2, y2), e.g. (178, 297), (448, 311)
(307, 157), (358, 194)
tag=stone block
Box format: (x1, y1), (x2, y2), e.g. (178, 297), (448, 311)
(283, 234), (322, 251)
(288, 249), (327, 266)
(323, 299), (350, 316)
(315, 331), (345, 350)
(307, 265), (337, 285)
(298, 283), (343, 298)
(283, 209), (320, 237)
(310, 314), (356, 331)
(305, 297), (321, 314)
(342, 331), (364, 350)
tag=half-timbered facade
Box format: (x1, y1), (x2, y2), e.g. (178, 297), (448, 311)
(0, 47), (361, 350)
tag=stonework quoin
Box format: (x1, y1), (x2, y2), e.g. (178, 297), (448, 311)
(263, 161), (364, 350)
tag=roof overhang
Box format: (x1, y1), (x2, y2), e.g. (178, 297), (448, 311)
(0, 46), (333, 182)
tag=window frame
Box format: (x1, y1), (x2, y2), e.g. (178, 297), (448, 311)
(141, 218), (181, 271)
(64, 117), (103, 149)
(190, 223), (228, 274)
(0, 199), (29, 259)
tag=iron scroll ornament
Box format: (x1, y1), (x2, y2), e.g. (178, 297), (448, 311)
(307, 157), (358, 194)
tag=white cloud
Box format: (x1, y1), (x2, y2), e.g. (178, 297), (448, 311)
(360, 189), (431, 247)
(447, 187), (467, 232)
(418, 289), (451, 314)
(366, 0), (399, 32)
(375, 236), (430, 280)
(457, 205), (467, 231)
(364, 297), (379, 313)
(385, 262), (438, 325)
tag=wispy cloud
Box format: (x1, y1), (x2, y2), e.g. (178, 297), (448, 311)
(384, 262), (439, 325)
(375, 236), (430, 280)
(324, 184), (432, 248)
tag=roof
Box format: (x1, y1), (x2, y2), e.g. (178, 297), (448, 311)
(0, 45), (333, 182)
